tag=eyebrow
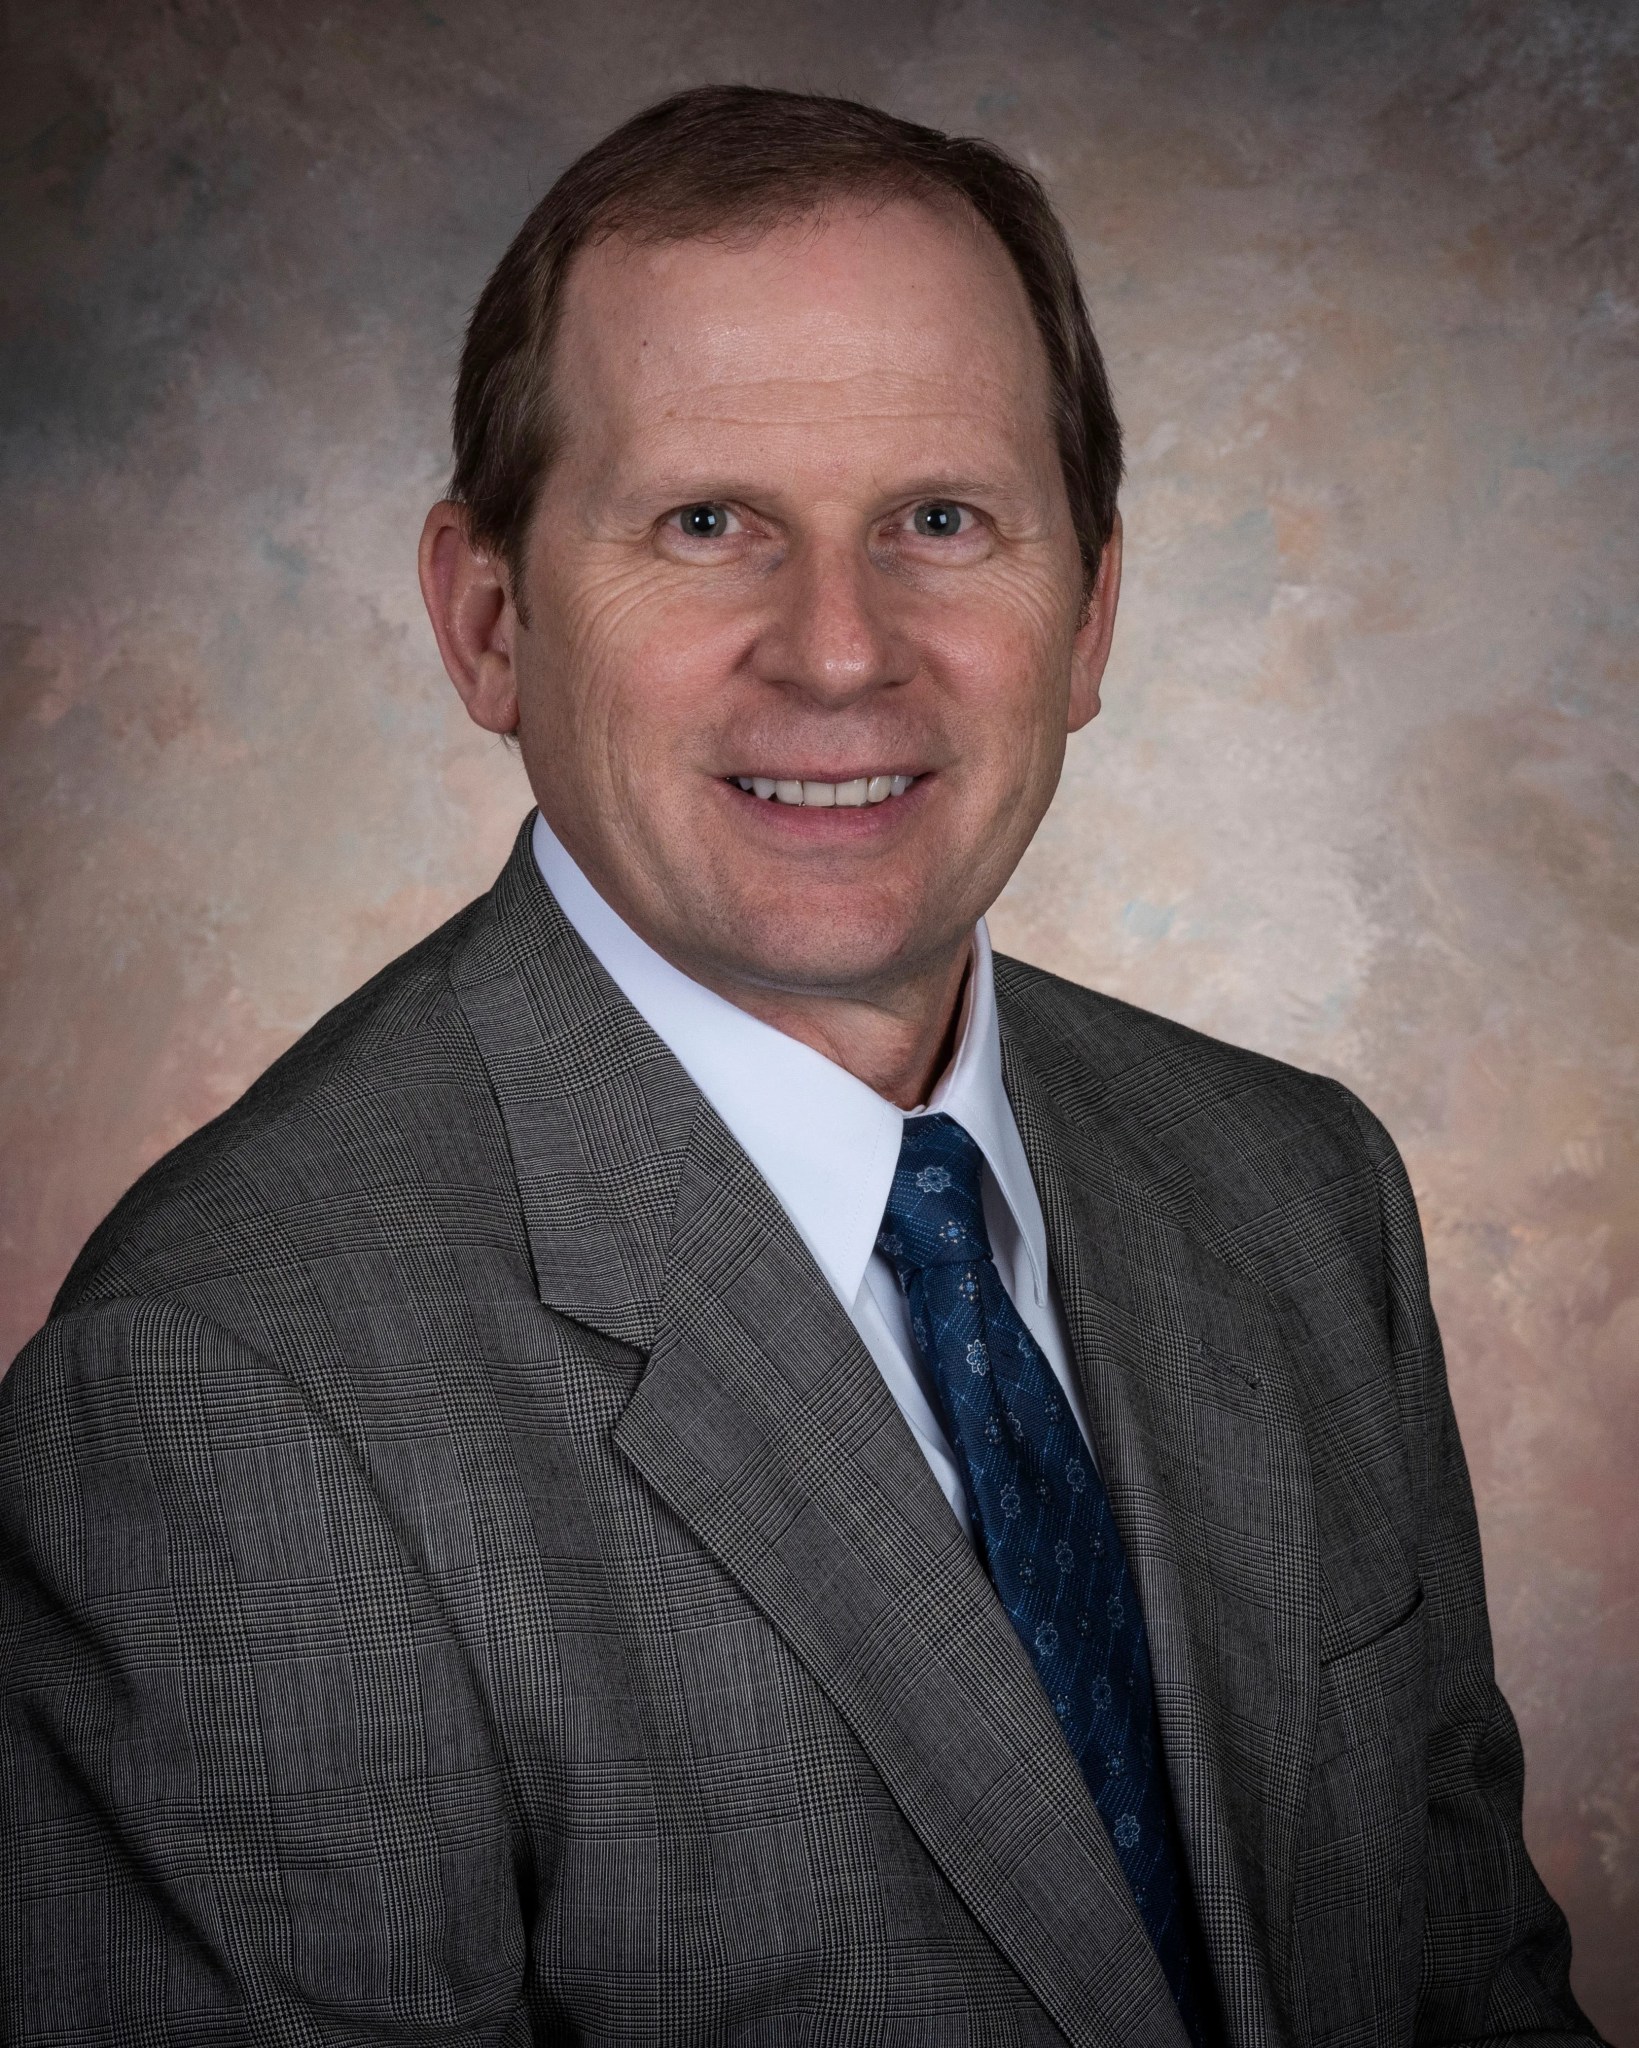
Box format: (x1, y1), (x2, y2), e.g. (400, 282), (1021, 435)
(605, 472), (1034, 517)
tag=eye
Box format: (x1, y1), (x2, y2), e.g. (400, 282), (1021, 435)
(674, 503), (733, 538)
(911, 501), (966, 538)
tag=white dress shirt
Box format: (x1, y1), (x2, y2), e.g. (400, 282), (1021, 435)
(532, 811), (1091, 1536)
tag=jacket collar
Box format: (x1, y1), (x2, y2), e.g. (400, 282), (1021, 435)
(527, 808), (1058, 1323)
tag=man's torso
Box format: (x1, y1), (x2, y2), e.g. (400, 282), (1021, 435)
(0, 822), (1541, 2046)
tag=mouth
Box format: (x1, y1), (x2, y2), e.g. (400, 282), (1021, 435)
(727, 773), (919, 809)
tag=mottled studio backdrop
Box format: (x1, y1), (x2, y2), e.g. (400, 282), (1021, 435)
(3, 0), (1635, 2032)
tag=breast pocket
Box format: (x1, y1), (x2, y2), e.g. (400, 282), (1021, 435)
(1293, 1588), (1429, 2048)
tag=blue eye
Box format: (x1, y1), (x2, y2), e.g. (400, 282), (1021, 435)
(913, 502), (964, 537)
(680, 504), (727, 537)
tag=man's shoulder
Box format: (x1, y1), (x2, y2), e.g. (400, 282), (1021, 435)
(993, 951), (1389, 1228)
(50, 889), (515, 1325)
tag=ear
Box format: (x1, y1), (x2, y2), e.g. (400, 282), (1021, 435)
(418, 501), (521, 735)
(1066, 509), (1122, 733)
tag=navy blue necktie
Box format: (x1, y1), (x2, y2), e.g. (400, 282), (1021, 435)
(878, 1114), (1213, 2045)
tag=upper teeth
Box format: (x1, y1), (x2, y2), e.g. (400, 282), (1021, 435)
(732, 774), (915, 807)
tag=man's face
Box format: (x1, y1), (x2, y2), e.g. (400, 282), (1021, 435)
(506, 197), (1114, 1006)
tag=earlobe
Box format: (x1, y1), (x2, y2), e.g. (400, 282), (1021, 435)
(417, 500), (522, 735)
(1067, 510), (1122, 734)
(1068, 675), (1103, 731)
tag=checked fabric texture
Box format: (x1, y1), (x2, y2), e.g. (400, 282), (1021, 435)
(0, 820), (1598, 2045)
(879, 1114), (1212, 2047)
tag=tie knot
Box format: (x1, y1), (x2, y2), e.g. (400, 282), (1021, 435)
(878, 1114), (991, 1271)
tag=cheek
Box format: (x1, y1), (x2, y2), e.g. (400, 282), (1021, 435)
(533, 570), (757, 768)
(921, 588), (1076, 766)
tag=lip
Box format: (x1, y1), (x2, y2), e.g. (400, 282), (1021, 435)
(722, 770), (919, 788)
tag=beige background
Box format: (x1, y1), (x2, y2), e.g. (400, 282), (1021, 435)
(3, 0), (1635, 2033)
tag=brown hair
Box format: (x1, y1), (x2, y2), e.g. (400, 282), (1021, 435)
(450, 84), (1121, 601)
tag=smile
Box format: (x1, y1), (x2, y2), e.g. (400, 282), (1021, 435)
(729, 774), (918, 808)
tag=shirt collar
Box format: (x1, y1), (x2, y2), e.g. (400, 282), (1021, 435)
(921, 922), (1052, 1312)
(530, 810), (1050, 1313)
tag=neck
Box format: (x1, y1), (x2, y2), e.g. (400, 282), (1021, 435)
(689, 945), (974, 1110)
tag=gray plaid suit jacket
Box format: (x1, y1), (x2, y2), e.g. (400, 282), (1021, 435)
(2, 818), (1599, 2048)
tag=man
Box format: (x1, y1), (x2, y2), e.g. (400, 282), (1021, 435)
(0, 85), (1601, 2048)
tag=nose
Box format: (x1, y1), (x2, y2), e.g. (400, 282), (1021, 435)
(751, 535), (912, 705)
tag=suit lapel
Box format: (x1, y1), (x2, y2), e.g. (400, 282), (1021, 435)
(453, 827), (1188, 2048)
(616, 1115), (1192, 2048)
(999, 987), (1321, 2048)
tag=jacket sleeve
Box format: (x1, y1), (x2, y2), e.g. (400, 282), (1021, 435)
(1341, 1091), (1607, 2047)
(0, 1296), (532, 2048)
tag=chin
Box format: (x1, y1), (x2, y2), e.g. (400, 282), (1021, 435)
(713, 898), (954, 998)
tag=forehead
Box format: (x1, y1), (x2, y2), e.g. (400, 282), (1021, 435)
(549, 197), (1055, 464)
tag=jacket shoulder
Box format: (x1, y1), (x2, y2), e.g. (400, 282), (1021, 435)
(50, 892), (516, 1323)
(995, 951), (1358, 1117)
(993, 952), (1385, 1246)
